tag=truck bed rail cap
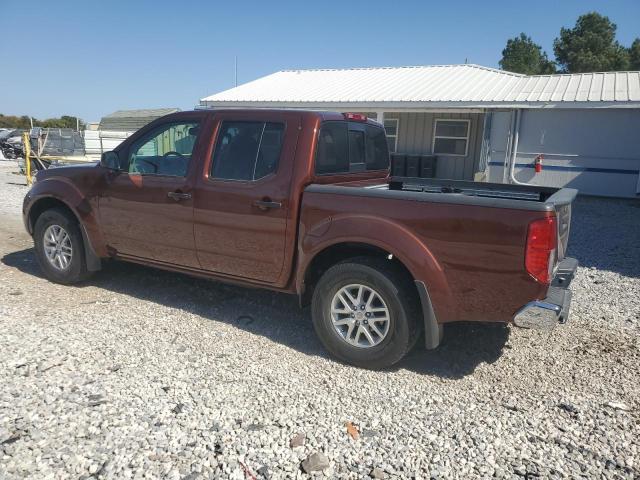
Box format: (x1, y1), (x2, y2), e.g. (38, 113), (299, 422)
(547, 188), (578, 207)
(305, 184), (561, 212)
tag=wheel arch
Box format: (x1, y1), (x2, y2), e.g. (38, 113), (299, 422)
(297, 214), (455, 319)
(299, 241), (414, 301)
(27, 196), (102, 271)
(27, 196), (73, 233)
(299, 240), (448, 349)
(297, 212), (457, 349)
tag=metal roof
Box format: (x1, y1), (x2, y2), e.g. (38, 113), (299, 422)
(200, 65), (640, 109)
(99, 108), (180, 132)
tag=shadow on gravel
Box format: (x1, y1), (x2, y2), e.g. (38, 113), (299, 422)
(3, 247), (508, 378)
(568, 196), (640, 278)
(396, 323), (509, 378)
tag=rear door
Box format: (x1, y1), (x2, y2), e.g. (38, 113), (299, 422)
(193, 111), (301, 283)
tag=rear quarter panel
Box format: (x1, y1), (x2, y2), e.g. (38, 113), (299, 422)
(298, 190), (551, 323)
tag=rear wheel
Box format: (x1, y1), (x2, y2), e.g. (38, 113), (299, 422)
(311, 257), (419, 369)
(33, 208), (91, 284)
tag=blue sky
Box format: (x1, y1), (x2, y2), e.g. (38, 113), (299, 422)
(1, 0), (638, 122)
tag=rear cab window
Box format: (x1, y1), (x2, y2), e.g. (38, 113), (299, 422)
(315, 120), (390, 175)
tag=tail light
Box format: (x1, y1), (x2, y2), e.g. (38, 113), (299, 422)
(343, 113), (367, 122)
(525, 216), (557, 284)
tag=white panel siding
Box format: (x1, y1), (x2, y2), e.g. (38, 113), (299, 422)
(488, 109), (640, 198)
(84, 130), (132, 154)
(389, 112), (483, 181)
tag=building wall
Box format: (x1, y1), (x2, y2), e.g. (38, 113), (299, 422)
(487, 109), (640, 197)
(384, 112), (484, 180)
(84, 130), (133, 155)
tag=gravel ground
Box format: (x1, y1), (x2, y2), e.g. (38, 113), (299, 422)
(0, 160), (639, 479)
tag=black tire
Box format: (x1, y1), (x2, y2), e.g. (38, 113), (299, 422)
(33, 208), (91, 284)
(311, 257), (420, 370)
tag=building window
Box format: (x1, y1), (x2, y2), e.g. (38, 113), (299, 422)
(383, 118), (399, 153)
(432, 119), (470, 156)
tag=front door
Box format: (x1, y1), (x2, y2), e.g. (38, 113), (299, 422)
(193, 112), (300, 283)
(98, 119), (202, 268)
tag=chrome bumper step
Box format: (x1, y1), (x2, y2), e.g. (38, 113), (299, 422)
(514, 257), (577, 330)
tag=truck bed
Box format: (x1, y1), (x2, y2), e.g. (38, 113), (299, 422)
(311, 176), (577, 212)
(386, 176), (576, 262)
(302, 177), (577, 324)
(328, 176), (576, 263)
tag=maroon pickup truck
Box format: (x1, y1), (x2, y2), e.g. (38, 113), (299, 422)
(23, 110), (577, 369)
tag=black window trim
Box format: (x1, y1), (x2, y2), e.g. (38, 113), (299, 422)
(208, 120), (285, 184)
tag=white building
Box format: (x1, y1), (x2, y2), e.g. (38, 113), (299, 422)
(200, 64), (640, 197)
(84, 108), (180, 155)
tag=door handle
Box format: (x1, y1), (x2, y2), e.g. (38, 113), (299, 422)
(167, 191), (192, 201)
(253, 199), (282, 211)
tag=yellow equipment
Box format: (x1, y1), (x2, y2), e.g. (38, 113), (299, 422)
(22, 132), (32, 186)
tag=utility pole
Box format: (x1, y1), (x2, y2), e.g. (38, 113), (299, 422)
(234, 56), (238, 87)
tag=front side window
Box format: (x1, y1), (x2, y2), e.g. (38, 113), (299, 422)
(433, 119), (469, 156)
(211, 121), (284, 181)
(128, 122), (199, 176)
(316, 121), (389, 175)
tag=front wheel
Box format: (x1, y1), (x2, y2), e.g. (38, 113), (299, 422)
(33, 208), (91, 284)
(311, 257), (419, 369)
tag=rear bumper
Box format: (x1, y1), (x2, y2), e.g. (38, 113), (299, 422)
(513, 257), (578, 329)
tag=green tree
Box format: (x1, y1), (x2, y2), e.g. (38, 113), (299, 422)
(40, 115), (84, 129)
(0, 115), (30, 129)
(0, 114), (84, 130)
(553, 12), (630, 73)
(500, 33), (556, 74)
(629, 38), (640, 70)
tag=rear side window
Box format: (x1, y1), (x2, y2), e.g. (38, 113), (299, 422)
(316, 121), (389, 175)
(365, 124), (390, 170)
(316, 122), (349, 174)
(211, 121), (284, 181)
(348, 130), (366, 170)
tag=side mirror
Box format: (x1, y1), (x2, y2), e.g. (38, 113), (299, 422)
(100, 151), (120, 170)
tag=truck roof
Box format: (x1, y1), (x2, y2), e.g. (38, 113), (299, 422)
(188, 108), (383, 127)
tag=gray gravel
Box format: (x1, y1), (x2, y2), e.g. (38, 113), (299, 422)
(1, 161), (639, 479)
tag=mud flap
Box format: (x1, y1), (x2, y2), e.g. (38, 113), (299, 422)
(415, 280), (443, 349)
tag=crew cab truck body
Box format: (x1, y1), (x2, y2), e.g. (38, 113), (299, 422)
(23, 109), (578, 369)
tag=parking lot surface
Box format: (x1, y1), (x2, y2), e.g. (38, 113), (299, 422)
(0, 161), (639, 479)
